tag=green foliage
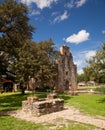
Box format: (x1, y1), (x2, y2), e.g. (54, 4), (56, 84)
(83, 42), (105, 83)
(0, 52), (8, 74)
(0, 0), (58, 92)
(11, 39), (58, 90)
(77, 74), (85, 83)
(0, 0), (34, 75)
(35, 86), (51, 92)
(10, 41), (38, 83)
(94, 86), (105, 94)
(0, 0), (34, 47)
(34, 39), (58, 89)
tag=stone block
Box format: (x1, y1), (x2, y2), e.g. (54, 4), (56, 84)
(22, 97), (64, 116)
(47, 93), (57, 99)
(27, 96), (39, 103)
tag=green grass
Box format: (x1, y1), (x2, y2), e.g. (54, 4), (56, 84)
(0, 116), (97, 130)
(0, 92), (104, 129)
(0, 92), (105, 116)
(0, 116), (42, 130)
(0, 92), (46, 111)
(59, 94), (105, 116)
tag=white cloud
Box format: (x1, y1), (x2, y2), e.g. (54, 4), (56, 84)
(76, 0), (87, 7)
(74, 60), (83, 66)
(85, 50), (96, 59)
(66, 0), (87, 9)
(21, 0), (58, 9)
(74, 50), (96, 74)
(66, 0), (74, 9)
(65, 30), (90, 44)
(74, 52), (86, 74)
(60, 11), (69, 21)
(102, 30), (105, 34)
(53, 10), (69, 23)
(21, 0), (32, 6)
(30, 10), (40, 16)
(51, 12), (58, 16)
(78, 69), (84, 74)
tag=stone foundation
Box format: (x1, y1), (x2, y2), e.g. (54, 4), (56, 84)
(22, 94), (64, 116)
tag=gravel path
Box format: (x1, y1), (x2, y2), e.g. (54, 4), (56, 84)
(2, 106), (105, 129)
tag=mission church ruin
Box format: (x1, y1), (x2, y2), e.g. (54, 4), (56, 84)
(22, 45), (77, 116)
(57, 45), (77, 93)
(27, 45), (77, 93)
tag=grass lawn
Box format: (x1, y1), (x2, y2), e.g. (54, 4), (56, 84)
(59, 93), (105, 116)
(0, 92), (105, 130)
(0, 92), (46, 111)
(0, 116), (42, 130)
(0, 115), (96, 130)
(0, 92), (105, 116)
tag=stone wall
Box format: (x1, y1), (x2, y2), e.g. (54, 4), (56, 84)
(57, 45), (77, 92)
(22, 94), (64, 116)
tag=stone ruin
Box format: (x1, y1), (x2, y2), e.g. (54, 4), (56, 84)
(26, 45), (77, 94)
(57, 45), (77, 93)
(22, 93), (64, 116)
(22, 45), (77, 116)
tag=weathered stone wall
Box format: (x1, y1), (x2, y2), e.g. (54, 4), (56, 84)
(22, 95), (64, 116)
(57, 45), (77, 92)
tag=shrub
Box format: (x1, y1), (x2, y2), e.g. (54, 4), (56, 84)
(35, 86), (51, 92)
(94, 86), (105, 94)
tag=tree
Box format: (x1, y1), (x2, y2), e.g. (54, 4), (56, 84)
(83, 42), (105, 83)
(0, 0), (59, 93)
(9, 39), (58, 93)
(77, 73), (85, 83)
(0, 0), (35, 93)
(35, 39), (58, 89)
(0, 51), (9, 74)
(0, 0), (34, 74)
(9, 41), (38, 93)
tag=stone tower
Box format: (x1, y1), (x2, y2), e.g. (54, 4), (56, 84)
(57, 45), (77, 92)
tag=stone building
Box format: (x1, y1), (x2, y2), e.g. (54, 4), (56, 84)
(57, 45), (77, 92)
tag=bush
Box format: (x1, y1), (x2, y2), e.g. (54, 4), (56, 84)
(94, 86), (105, 94)
(35, 86), (51, 92)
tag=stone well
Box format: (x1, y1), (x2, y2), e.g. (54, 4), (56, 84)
(22, 93), (64, 116)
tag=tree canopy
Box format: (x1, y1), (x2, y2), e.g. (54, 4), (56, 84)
(0, 0), (34, 74)
(0, 0), (58, 93)
(83, 42), (105, 83)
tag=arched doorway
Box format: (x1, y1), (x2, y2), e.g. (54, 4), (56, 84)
(3, 80), (13, 92)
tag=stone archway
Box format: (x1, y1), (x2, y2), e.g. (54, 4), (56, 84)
(3, 81), (13, 92)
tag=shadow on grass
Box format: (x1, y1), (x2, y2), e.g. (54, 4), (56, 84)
(0, 92), (72, 111)
(58, 94), (73, 103)
(0, 92), (47, 111)
(98, 97), (105, 103)
(0, 93), (29, 111)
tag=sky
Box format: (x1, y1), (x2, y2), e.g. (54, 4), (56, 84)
(3, 0), (105, 74)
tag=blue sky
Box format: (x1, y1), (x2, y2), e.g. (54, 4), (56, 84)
(8, 0), (105, 73)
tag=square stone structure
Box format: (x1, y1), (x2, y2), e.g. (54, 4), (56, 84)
(57, 45), (77, 92)
(22, 95), (64, 116)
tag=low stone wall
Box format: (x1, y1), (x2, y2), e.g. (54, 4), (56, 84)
(22, 94), (64, 116)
